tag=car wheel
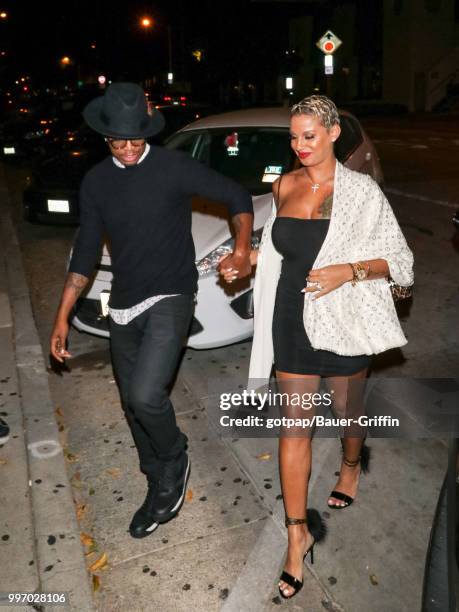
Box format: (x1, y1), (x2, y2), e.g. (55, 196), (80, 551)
(421, 439), (458, 612)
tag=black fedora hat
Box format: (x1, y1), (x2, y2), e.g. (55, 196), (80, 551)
(82, 82), (165, 139)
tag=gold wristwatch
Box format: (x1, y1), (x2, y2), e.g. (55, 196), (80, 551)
(350, 261), (369, 286)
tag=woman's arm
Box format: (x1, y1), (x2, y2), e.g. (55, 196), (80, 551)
(350, 259), (390, 281)
(305, 258), (390, 299)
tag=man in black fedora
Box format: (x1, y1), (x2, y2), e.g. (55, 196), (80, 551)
(50, 82), (253, 538)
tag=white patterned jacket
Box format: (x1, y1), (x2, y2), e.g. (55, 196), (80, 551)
(248, 160), (414, 384)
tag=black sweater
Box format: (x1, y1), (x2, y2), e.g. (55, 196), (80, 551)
(69, 146), (253, 309)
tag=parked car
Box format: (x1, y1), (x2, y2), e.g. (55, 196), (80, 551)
(1, 93), (96, 164)
(421, 438), (458, 612)
(23, 126), (106, 224)
(23, 105), (214, 224)
(151, 103), (214, 141)
(70, 106), (384, 349)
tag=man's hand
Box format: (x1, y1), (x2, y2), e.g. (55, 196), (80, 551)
(219, 212), (253, 283)
(50, 320), (72, 363)
(219, 249), (258, 283)
(49, 272), (88, 364)
(218, 251), (252, 283)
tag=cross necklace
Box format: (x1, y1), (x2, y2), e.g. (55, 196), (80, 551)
(304, 169), (334, 193)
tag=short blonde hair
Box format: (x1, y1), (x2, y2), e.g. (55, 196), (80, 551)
(291, 95), (340, 129)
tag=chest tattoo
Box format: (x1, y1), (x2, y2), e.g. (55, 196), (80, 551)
(318, 193), (333, 219)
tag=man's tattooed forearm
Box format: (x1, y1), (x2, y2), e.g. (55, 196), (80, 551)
(65, 273), (88, 297)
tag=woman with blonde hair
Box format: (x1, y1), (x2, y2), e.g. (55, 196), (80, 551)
(221, 95), (413, 599)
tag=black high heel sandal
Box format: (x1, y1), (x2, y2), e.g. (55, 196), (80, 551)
(327, 443), (371, 510)
(278, 508), (327, 600)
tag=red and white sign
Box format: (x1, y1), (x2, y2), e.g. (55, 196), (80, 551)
(316, 30), (342, 55)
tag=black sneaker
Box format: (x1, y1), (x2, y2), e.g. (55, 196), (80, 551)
(129, 481), (159, 539)
(151, 452), (190, 524)
(0, 419), (9, 445)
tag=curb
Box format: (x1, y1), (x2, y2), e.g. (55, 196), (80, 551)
(0, 165), (95, 612)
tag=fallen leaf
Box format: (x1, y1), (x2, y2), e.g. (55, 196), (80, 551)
(369, 574), (379, 586)
(80, 533), (95, 548)
(55, 407), (64, 418)
(76, 504), (87, 520)
(85, 551), (96, 559)
(186, 489), (193, 502)
(256, 452), (272, 461)
(70, 472), (83, 489)
(92, 575), (101, 592)
(105, 468), (121, 478)
(0, 459), (7, 465)
(64, 449), (80, 463)
(89, 552), (108, 572)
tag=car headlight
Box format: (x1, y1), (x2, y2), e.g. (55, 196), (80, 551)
(196, 228), (262, 279)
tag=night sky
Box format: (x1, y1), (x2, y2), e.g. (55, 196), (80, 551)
(0, 1), (382, 96)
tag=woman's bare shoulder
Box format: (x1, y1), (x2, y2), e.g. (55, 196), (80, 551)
(272, 170), (300, 191)
(272, 171), (302, 210)
(284, 168), (303, 180)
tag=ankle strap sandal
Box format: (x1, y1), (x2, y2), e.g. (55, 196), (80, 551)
(342, 455), (361, 468)
(284, 509), (327, 542)
(340, 441), (371, 473)
(279, 509), (327, 600)
(284, 516), (307, 527)
(328, 443), (372, 510)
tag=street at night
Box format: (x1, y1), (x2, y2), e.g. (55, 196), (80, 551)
(0, 2), (458, 611)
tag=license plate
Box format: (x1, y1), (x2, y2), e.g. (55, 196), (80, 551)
(262, 165), (283, 183)
(100, 291), (110, 317)
(3, 147), (15, 155)
(47, 199), (70, 213)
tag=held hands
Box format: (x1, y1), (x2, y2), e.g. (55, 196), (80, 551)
(218, 250), (257, 283)
(303, 263), (353, 300)
(50, 320), (72, 363)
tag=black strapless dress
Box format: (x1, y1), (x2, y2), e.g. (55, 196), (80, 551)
(271, 217), (371, 376)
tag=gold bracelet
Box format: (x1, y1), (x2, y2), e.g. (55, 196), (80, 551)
(349, 262), (358, 286)
(365, 261), (371, 278)
(350, 261), (369, 284)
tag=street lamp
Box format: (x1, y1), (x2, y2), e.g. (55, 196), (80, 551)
(60, 56), (71, 66)
(0, 11), (8, 19)
(139, 15), (173, 79)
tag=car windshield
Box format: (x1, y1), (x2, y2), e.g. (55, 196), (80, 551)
(165, 127), (295, 195)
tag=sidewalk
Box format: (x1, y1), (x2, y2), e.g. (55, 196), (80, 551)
(0, 163), (450, 612)
(0, 222), (39, 608)
(181, 356), (449, 612)
(0, 171), (94, 611)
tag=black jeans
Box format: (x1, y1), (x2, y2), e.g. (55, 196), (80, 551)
(109, 294), (194, 480)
